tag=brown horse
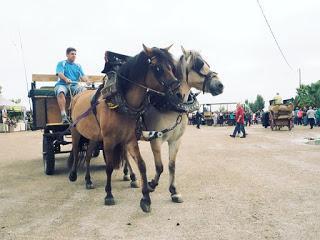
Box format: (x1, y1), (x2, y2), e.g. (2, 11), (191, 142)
(69, 45), (178, 212)
(123, 47), (224, 203)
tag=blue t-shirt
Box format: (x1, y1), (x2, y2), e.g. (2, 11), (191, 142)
(55, 60), (84, 86)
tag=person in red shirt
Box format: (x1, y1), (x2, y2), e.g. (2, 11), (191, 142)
(230, 103), (246, 138)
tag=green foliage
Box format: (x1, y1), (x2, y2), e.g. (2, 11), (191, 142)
(10, 99), (21, 104)
(295, 80), (320, 108)
(0, 85), (2, 94)
(245, 95), (265, 112)
(219, 105), (226, 112)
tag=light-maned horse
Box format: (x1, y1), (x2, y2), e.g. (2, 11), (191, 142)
(69, 45), (179, 212)
(123, 47), (224, 203)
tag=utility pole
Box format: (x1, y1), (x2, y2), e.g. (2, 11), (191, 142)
(298, 68), (302, 87)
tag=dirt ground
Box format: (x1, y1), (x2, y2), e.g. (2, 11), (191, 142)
(0, 125), (320, 240)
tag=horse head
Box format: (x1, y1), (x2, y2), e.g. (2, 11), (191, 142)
(177, 46), (224, 97)
(142, 44), (180, 95)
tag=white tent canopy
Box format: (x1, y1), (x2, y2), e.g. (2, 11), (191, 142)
(0, 95), (16, 108)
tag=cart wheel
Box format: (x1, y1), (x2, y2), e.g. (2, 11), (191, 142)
(288, 120), (293, 131)
(67, 151), (74, 170)
(270, 120), (274, 131)
(43, 135), (55, 175)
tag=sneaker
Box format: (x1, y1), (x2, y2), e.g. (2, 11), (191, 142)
(229, 135), (235, 138)
(240, 135), (246, 138)
(61, 115), (70, 124)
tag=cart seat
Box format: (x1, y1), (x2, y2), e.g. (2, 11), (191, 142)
(28, 86), (70, 98)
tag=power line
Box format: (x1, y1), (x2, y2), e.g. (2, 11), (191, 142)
(18, 29), (32, 111)
(256, 0), (294, 70)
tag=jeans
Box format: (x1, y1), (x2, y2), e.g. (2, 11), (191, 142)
(232, 123), (246, 136)
(54, 84), (85, 97)
(309, 118), (315, 129)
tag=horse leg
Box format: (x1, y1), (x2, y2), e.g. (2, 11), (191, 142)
(103, 141), (116, 206)
(148, 140), (163, 192)
(127, 142), (151, 213)
(123, 161), (130, 181)
(168, 139), (183, 203)
(69, 128), (81, 182)
(124, 153), (139, 188)
(84, 140), (97, 189)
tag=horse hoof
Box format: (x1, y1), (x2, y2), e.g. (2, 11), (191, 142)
(104, 197), (115, 206)
(69, 172), (77, 182)
(140, 199), (151, 213)
(123, 175), (130, 181)
(171, 194), (183, 203)
(85, 183), (94, 189)
(148, 180), (157, 192)
(130, 180), (140, 188)
(147, 184), (155, 192)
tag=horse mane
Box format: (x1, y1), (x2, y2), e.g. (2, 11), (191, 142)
(176, 55), (186, 81)
(117, 51), (149, 94)
(117, 48), (176, 94)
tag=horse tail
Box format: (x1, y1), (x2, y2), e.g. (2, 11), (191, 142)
(112, 143), (125, 169)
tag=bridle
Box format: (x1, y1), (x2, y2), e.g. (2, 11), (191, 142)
(118, 55), (179, 97)
(185, 56), (217, 93)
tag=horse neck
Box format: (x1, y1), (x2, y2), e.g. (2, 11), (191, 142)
(177, 57), (192, 103)
(124, 78), (147, 108)
(180, 80), (191, 103)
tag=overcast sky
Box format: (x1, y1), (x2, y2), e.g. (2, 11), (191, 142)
(0, 0), (319, 108)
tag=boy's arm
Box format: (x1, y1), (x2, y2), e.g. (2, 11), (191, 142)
(56, 61), (71, 84)
(78, 64), (90, 83)
(57, 72), (72, 84)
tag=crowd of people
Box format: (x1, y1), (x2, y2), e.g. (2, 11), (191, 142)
(189, 109), (264, 127)
(294, 106), (320, 129)
(189, 105), (320, 131)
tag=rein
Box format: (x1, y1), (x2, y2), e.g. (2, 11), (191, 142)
(117, 73), (165, 97)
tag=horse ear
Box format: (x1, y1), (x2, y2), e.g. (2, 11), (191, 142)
(181, 46), (187, 56)
(142, 44), (152, 56)
(163, 44), (173, 52)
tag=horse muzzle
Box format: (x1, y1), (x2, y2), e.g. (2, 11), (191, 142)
(208, 80), (224, 96)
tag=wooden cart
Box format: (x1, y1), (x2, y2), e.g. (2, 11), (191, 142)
(28, 74), (103, 175)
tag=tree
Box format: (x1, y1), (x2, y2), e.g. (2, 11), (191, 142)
(294, 80), (320, 108)
(255, 94), (265, 111)
(219, 105), (226, 112)
(10, 99), (21, 104)
(245, 95), (265, 112)
(0, 85), (2, 95)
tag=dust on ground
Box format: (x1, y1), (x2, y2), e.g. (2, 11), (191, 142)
(0, 125), (319, 240)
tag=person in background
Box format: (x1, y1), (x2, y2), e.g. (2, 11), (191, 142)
(294, 107), (299, 125)
(230, 103), (246, 138)
(213, 112), (218, 126)
(273, 93), (283, 105)
(195, 111), (202, 129)
(316, 107), (320, 127)
(303, 107), (308, 126)
(307, 106), (316, 129)
(297, 108), (303, 125)
(229, 111), (235, 125)
(54, 47), (89, 124)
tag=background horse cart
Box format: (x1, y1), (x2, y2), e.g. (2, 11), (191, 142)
(268, 99), (294, 131)
(28, 74), (103, 175)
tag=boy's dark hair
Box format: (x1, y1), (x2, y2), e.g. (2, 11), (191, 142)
(66, 47), (76, 54)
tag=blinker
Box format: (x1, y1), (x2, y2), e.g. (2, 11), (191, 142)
(193, 58), (204, 73)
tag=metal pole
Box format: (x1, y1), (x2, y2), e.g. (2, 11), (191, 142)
(298, 68), (301, 87)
